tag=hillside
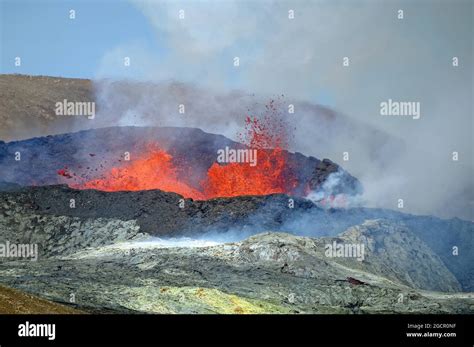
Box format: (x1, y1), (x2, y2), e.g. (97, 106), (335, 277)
(0, 284), (82, 314)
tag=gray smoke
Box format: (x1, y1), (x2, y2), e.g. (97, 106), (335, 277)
(89, 0), (473, 220)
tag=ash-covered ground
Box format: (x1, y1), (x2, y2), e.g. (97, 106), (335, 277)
(0, 183), (473, 313)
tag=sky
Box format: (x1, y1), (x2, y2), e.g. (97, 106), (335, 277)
(0, 0), (337, 105)
(1, 0), (157, 79)
(0, 0), (473, 219)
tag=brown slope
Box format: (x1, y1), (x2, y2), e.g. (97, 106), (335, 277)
(0, 284), (83, 314)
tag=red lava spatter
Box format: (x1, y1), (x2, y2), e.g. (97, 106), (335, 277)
(59, 100), (298, 199)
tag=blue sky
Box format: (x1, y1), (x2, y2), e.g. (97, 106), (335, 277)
(0, 0), (471, 120)
(1, 0), (159, 78)
(0, 0), (337, 105)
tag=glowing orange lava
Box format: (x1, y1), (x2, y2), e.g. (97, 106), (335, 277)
(204, 148), (294, 198)
(71, 144), (205, 199)
(67, 103), (297, 199)
(203, 115), (296, 198)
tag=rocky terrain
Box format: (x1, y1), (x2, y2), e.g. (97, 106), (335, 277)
(0, 187), (472, 314)
(0, 218), (472, 314)
(1, 186), (472, 292)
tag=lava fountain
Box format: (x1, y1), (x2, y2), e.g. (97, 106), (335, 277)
(63, 104), (299, 199)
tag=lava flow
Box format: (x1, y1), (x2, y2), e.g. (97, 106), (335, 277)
(70, 145), (205, 199)
(203, 115), (297, 198)
(65, 104), (297, 199)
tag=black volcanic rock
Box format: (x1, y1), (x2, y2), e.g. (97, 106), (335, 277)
(1, 185), (317, 237)
(0, 126), (362, 197)
(0, 185), (472, 292)
(0, 216), (471, 313)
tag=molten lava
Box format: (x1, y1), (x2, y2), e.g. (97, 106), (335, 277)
(204, 148), (294, 198)
(204, 114), (297, 198)
(71, 145), (205, 199)
(65, 102), (298, 199)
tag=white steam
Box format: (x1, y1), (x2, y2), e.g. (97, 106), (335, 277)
(89, 0), (472, 220)
(306, 170), (364, 209)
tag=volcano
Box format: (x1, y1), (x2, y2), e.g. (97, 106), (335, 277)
(0, 125), (362, 201)
(0, 75), (472, 317)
